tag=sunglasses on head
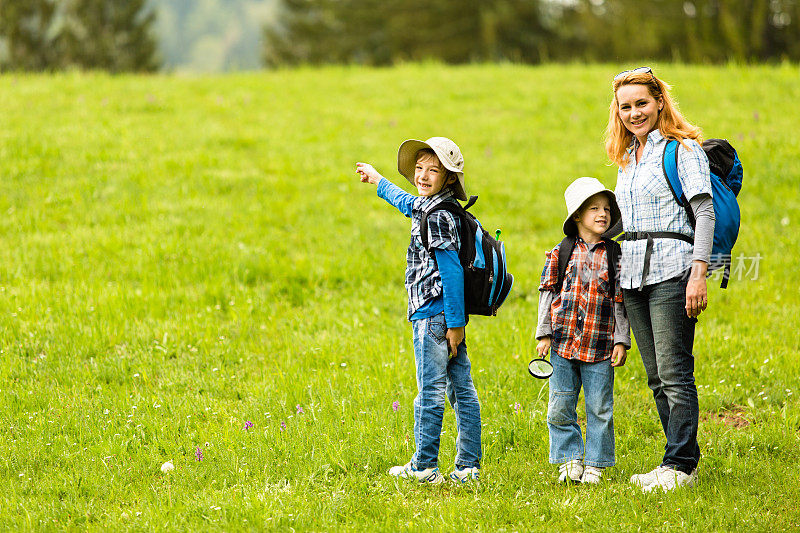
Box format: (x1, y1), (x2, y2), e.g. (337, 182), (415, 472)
(614, 66), (656, 83)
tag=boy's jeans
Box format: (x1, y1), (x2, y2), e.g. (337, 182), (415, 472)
(623, 274), (700, 474)
(410, 313), (481, 470)
(547, 353), (615, 468)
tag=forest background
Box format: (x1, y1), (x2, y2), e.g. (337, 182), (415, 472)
(2, 0), (800, 72)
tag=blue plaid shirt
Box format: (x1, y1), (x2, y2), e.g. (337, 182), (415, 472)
(376, 178), (461, 320)
(615, 130), (711, 289)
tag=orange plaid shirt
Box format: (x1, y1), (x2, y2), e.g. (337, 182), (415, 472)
(539, 239), (623, 363)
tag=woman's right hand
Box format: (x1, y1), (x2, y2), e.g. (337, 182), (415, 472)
(356, 162), (382, 185)
(685, 260), (709, 318)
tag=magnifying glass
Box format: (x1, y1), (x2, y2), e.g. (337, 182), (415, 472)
(528, 357), (553, 379)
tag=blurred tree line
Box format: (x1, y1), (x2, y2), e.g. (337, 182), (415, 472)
(0, 0), (158, 71)
(154, 0), (276, 72)
(264, 0), (800, 66)
(2, 0), (799, 72)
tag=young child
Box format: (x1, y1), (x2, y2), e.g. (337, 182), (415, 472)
(356, 137), (481, 485)
(535, 177), (630, 484)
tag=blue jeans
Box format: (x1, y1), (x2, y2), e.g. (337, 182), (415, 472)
(410, 313), (481, 470)
(547, 353), (615, 467)
(624, 274), (700, 474)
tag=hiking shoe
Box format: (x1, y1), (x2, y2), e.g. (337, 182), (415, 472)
(449, 466), (480, 485)
(388, 462), (445, 484)
(558, 459), (584, 483)
(630, 465), (670, 489)
(643, 466), (698, 493)
(581, 465), (603, 484)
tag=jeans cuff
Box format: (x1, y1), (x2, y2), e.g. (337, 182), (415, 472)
(549, 453), (584, 464)
(584, 460), (615, 468)
(662, 462), (696, 475)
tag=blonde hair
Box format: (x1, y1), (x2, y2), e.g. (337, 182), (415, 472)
(605, 72), (703, 168)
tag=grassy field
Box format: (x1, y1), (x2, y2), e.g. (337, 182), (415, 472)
(0, 62), (798, 531)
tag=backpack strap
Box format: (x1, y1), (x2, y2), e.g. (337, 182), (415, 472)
(555, 235), (577, 293)
(663, 139), (696, 227)
(419, 199), (470, 264)
(603, 237), (621, 299)
(556, 236), (620, 298)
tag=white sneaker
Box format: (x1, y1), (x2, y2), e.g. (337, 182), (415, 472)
(630, 465), (670, 489)
(449, 466), (480, 485)
(643, 466), (698, 492)
(581, 465), (603, 484)
(388, 462), (445, 484)
(558, 459), (584, 483)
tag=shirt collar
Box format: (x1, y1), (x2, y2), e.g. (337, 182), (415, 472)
(628, 128), (665, 154)
(576, 236), (606, 251)
(419, 186), (456, 213)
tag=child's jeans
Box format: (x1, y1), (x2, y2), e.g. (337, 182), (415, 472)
(547, 352), (615, 468)
(410, 312), (481, 470)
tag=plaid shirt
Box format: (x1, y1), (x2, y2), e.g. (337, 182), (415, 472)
(539, 239), (622, 363)
(376, 178), (461, 320)
(615, 130), (711, 289)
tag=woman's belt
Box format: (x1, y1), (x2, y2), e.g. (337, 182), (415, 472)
(618, 231), (694, 290)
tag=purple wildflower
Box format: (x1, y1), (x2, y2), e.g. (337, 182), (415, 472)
(243, 420), (254, 431)
(280, 421), (287, 431)
(392, 401), (400, 412)
(514, 402), (522, 414)
(296, 404), (304, 415)
(195, 447), (203, 461)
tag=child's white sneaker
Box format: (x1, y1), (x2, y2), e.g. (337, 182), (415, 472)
(449, 466), (480, 485)
(630, 465), (669, 489)
(388, 462), (445, 484)
(581, 465), (603, 484)
(642, 466), (698, 493)
(558, 459), (584, 483)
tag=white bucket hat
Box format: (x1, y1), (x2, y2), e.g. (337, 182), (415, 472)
(562, 177), (621, 236)
(397, 137), (467, 201)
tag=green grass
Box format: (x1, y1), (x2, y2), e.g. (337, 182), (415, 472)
(0, 62), (798, 531)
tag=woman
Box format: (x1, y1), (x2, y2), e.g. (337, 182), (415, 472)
(605, 67), (714, 492)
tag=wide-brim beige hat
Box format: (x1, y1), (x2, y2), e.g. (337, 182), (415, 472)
(563, 177), (621, 236)
(397, 137), (467, 201)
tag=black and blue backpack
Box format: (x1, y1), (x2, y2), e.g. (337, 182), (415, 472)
(663, 138), (743, 288)
(420, 196), (514, 316)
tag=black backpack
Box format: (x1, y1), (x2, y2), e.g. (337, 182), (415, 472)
(555, 235), (620, 297)
(420, 196), (514, 316)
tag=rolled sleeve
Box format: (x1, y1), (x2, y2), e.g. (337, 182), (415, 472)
(677, 140), (712, 200)
(539, 246), (560, 292)
(536, 246), (559, 338)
